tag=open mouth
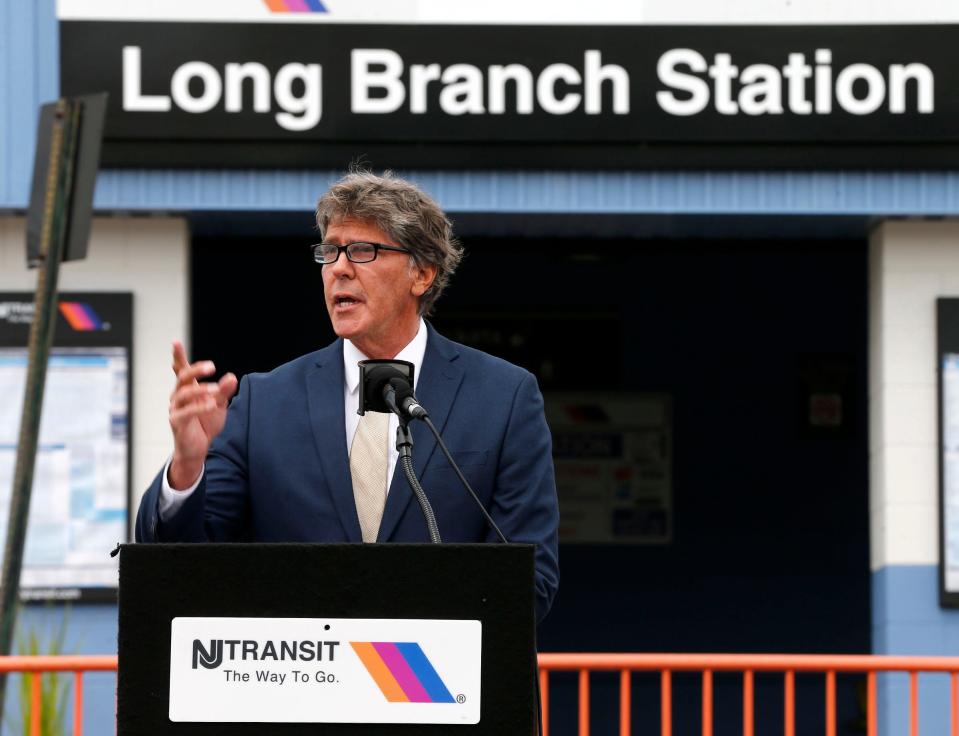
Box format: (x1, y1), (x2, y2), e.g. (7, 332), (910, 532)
(334, 296), (360, 307)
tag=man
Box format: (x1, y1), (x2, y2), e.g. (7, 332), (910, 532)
(135, 171), (559, 620)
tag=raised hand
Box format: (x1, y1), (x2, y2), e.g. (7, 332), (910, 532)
(167, 341), (238, 490)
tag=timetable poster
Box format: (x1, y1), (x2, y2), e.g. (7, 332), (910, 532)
(545, 393), (672, 545)
(0, 293), (131, 601)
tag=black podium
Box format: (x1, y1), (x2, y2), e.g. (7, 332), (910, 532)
(117, 543), (537, 735)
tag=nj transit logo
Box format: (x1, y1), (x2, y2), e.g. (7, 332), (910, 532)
(58, 302), (105, 331)
(193, 640), (224, 670)
(263, 0), (328, 12)
(351, 642), (456, 703)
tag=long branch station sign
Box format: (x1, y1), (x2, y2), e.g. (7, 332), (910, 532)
(58, 4), (959, 168)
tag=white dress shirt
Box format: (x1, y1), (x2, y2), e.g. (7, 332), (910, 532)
(158, 319), (428, 520)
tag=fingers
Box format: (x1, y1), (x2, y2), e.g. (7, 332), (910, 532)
(176, 360), (216, 389)
(172, 341), (189, 375)
(170, 401), (219, 427)
(171, 382), (221, 410)
(172, 342), (216, 388)
(216, 373), (239, 406)
(170, 374), (238, 409)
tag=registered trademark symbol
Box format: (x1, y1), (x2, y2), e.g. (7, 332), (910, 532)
(456, 694), (466, 704)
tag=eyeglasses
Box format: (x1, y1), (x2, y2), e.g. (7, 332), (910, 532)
(311, 241), (412, 264)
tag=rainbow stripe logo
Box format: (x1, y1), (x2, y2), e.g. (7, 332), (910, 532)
(58, 302), (104, 331)
(351, 642), (455, 703)
(263, 0), (328, 12)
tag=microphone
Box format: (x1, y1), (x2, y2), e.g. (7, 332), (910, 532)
(386, 377), (428, 420)
(357, 359), (414, 415)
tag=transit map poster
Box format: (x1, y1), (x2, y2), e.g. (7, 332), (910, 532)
(0, 293), (131, 601)
(941, 351), (959, 603)
(545, 393), (672, 544)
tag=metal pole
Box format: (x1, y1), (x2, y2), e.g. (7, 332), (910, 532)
(0, 98), (80, 721)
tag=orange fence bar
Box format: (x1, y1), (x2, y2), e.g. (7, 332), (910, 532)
(743, 670), (754, 736)
(784, 670), (794, 736)
(579, 669), (590, 736)
(953, 671), (958, 736)
(911, 670), (919, 736)
(826, 670), (836, 736)
(540, 667), (550, 736)
(74, 671), (84, 736)
(29, 673), (40, 736)
(660, 670), (671, 736)
(619, 669), (630, 736)
(702, 670), (713, 736)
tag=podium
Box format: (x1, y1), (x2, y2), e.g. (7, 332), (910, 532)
(116, 543), (538, 735)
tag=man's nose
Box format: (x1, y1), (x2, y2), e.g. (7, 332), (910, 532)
(327, 250), (355, 278)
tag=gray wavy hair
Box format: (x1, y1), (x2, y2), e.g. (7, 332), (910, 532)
(315, 170), (463, 317)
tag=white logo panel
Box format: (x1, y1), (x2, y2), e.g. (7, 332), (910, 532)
(169, 617), (481, 724)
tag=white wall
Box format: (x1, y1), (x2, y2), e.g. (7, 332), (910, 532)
(0, 215), (189, 537)
(869, 220), (959, 570)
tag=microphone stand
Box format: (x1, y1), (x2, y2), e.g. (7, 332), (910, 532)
(395, 418), (442, 544)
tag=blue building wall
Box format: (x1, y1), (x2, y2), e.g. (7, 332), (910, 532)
(873, 566), (959, 736)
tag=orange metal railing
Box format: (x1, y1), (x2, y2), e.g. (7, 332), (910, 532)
(537, 653), (959, 736)
(0, 655), (117, 736)
(5, 652), (959, 735)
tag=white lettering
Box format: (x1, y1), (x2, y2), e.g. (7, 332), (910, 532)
(835, 63), (885, 115)
(488, 64), (534, 114)
(709, 53), (739, 114)
(536, 63), (582, 114)
(439, 64), (485, 115)
(122, 46), (171, 112)
(782, 53), (812, 114)
(224, 62), (271, 113)
(889, 63), (934, 113)
(171, 61), (222, 114)
(584, 50), (629, 114)
(351, 49), (405, 113)
(814, 48), (832, 114)
(274, 63), (322, 131)
(738, 63), (783, 115)
(410, 63), (441, 114)
(656, 49), (710, 116)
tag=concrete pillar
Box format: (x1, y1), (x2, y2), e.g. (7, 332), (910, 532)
(869, 220), (959, 734)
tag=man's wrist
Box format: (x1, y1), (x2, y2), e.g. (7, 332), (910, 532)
(168, 457), (203, 491)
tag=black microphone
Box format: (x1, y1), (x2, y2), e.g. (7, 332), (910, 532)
(387, 377), (428, 420)
(357, 359), (414, 415)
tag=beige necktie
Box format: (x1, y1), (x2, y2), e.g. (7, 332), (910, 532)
(350, 411), (390, 543)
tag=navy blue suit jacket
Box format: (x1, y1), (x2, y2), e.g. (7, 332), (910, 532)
(135, 325), (560, 619)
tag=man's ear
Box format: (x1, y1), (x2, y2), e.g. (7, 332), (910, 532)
(411, 263), (437, 297)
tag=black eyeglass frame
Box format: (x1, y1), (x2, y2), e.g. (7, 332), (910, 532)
(311, 241), (412, 264)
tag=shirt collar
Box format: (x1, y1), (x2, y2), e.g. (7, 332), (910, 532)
(343, 318), (428, 395)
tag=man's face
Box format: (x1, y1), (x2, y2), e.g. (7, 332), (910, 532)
(321, 218), (436, 358)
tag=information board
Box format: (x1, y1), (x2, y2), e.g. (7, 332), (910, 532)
(545, 392), (672, 544)
(0, 293), (131, 600)
(939, 299), (959, 606)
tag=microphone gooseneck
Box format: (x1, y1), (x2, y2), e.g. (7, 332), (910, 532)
(396, 424), (441, 544)
(422, 416), (509, 545)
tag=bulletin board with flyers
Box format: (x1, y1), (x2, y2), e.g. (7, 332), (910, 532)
(0, 292), (131, 601)
(545, 393), (672, 544)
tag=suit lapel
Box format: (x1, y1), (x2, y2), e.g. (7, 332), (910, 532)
(378, 325), (464, 542)
(305, 339), (363, 542)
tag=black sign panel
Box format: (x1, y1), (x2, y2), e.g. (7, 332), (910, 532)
(60, 22), (959, 169)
